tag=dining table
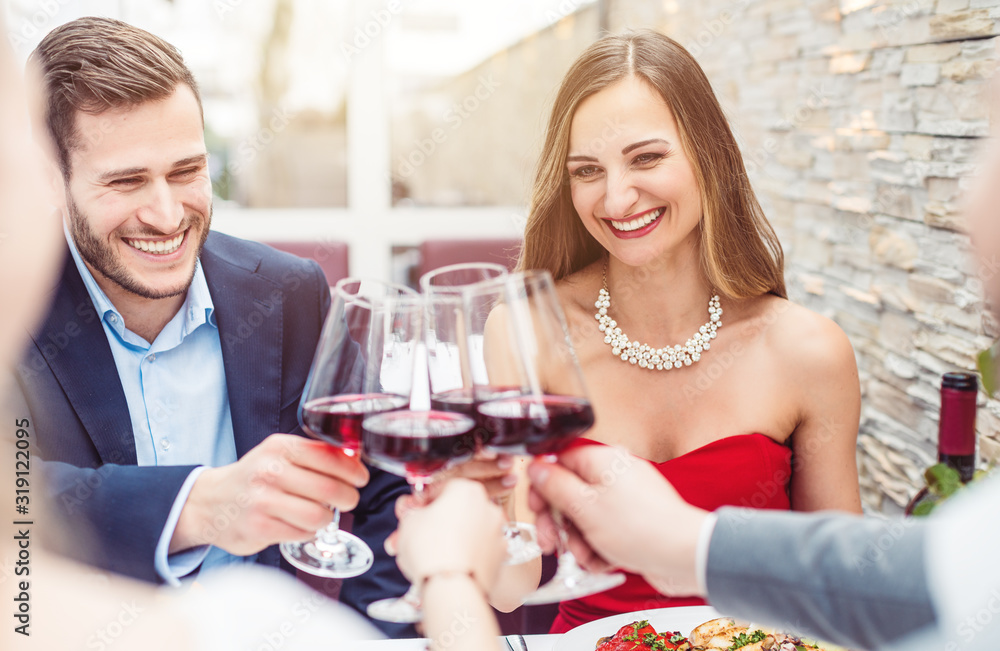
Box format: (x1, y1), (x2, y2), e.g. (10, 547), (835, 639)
(355, 634), (559, 650)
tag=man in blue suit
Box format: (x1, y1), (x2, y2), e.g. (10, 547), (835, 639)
(11, 16), (410, 634)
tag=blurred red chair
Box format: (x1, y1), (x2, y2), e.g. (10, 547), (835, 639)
(264, 240), (350, 287)
(416, 238), (522, 281)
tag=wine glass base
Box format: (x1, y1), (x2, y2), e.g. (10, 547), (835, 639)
(503, 523), (543, 566)
(520, 568), (626, 606)
(280, 532), (374, 579)
(366, 594), (422, 623)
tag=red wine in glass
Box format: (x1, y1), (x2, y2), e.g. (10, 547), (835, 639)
(477, 395), (595, 456)
(430, 386), (525, 447)
(301, 393), (408, 453)
(362, 409), (476, 624)
(429, 388), (476, 417)
(362, 410), (477, 479)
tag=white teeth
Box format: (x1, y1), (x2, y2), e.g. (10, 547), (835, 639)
(609, 207), (664, 232)
(125, 232), (185, 255)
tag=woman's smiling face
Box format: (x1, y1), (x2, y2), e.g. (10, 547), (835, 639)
(566, 75), (703, 269)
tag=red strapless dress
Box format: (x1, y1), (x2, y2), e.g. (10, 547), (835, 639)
(549, 433), (793, 634)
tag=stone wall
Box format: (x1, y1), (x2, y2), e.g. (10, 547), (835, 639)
(606, 0), (1000, 512)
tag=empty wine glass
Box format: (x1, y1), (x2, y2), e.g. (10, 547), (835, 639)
(280, 278), (417, 578)
(468, 270), (626, 604)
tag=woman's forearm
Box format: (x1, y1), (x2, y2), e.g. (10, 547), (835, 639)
(487, 553), (542, 612)
(423, 574), (503, 651)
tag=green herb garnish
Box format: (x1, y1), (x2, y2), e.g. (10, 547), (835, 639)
(727, 629), (767, 650)
(622, 621), (649, 644)
(642, 633), (668, 650)
(669, 633), (686, 644)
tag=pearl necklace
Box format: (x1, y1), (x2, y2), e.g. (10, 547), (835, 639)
(594, 262), (722, 370)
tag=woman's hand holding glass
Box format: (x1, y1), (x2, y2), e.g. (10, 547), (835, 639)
(391, 479), (507, 595)
(419, 263), (543, 565)
(362, 291), (482, 623)
(467, 270), (626, 604)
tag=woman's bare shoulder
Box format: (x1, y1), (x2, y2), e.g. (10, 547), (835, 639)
(555, 261), (603, 313)
(751, 295), (856, 375)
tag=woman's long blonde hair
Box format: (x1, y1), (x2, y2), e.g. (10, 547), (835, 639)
(518, 29), (786, 299)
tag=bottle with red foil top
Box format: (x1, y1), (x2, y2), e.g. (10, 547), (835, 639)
(905, 372), (978, 516)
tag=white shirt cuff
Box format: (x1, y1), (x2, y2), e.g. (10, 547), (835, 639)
(155, 466), (210, 587)
(694, 511), (718, 597)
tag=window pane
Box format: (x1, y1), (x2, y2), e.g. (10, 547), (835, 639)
(386, 0), (600, 207)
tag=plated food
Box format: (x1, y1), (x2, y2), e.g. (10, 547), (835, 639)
(594, 617), (836, 651)
(595, 620), (690, 650)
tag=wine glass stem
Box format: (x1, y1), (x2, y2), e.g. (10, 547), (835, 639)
(325, 508), (342, 536)
(551, 508), (571, 557)
(496, 493), (517, 525)
(400, 475), (432, 610)
(411, 476), (430, 505)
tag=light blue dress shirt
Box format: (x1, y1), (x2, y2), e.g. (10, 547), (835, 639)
(65, 227), (254, 585)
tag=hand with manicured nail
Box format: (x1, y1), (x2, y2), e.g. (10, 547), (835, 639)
(527, 444), (708, 597)
(435, 451), (520, 500)
(391, 479), (507, 595)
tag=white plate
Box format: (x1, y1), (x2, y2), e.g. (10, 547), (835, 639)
(553, 605), (721, 651)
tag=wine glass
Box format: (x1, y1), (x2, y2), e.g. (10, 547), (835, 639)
(419, 263), (508, 426)
(468, 270), (626, 604)
(419, 263), (508, 430)
(280, 278), (418, 578)
(421, 265), (544, 565)
(364, 294), (479, 623)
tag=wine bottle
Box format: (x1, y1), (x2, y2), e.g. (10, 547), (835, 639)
(905, 372), (978, 516)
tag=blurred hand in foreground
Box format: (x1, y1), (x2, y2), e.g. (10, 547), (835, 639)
(527, 444), (709, 597)
(391, 479), (506, 595)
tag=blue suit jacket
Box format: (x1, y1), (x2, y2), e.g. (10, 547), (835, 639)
(12, 231), (412, 635)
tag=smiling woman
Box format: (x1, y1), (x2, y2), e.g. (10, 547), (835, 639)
(501, 29), (864, 633)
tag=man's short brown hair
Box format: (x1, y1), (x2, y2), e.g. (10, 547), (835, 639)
(28, 16), (203, 179)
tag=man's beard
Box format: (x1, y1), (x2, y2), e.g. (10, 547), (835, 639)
(67, 193), (211, 300)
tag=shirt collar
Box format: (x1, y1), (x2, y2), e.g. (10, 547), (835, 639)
(63, 223), (216, 345)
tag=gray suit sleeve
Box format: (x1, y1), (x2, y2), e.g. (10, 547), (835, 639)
(705, 507), (936, 649)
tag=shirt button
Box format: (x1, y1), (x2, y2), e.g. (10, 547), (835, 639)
(147, 354), (156, 363)
(160, 439), (170, 452)
(109, 314), (118, 323)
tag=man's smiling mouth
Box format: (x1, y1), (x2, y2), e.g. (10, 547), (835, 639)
(124, 230), (185, 255)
